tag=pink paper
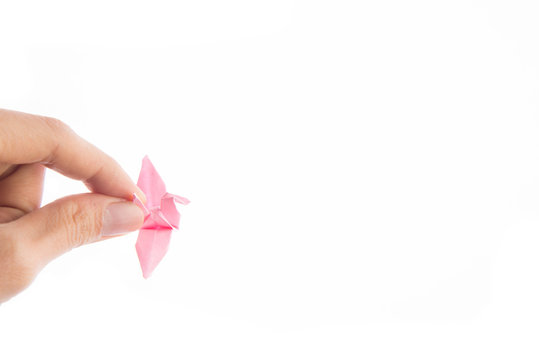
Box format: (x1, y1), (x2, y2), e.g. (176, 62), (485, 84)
(133, 156), (190, 278)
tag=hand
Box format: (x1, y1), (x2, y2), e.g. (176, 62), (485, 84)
(0, 109), (145, 303)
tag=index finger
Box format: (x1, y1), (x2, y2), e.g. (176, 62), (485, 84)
(0, 109), (145, 201)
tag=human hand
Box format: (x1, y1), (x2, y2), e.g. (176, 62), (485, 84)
(0, 109), (145, 303)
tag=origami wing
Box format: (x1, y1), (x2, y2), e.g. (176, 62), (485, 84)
(134, 156), (189, 278)
(137, 155), (167, 209)
(136, 228), (173, 279)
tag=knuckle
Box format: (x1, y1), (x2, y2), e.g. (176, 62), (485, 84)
(39, 116), (76, 165)
(54, 200), (100, 248)
(41, 115), (70, 134)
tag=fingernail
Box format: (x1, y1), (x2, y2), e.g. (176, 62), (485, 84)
(134, 186), (147, 204)
(102, 201), (145, 237)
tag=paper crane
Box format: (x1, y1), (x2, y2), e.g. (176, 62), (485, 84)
(133, 156), (190, 278)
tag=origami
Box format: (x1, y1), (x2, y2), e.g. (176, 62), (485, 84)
(133, 156), (190, 278)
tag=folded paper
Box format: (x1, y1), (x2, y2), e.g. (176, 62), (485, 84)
(133, 156), (190, 278)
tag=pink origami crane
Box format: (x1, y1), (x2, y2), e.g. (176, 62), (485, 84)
(133, 156), (190, 278)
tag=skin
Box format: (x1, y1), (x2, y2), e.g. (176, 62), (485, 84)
(0, 109), (146, 303)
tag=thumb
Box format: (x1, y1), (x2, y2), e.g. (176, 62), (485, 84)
(7, 193), (144, 266)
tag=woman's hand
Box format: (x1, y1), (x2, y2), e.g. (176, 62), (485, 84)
(0, 109), (145, 303)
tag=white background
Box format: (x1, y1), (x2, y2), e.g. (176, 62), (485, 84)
(1, 0), (539, 358)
